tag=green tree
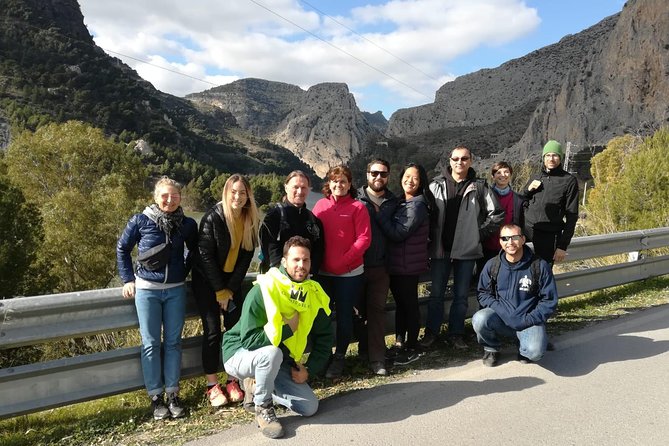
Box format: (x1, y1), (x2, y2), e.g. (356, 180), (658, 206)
(586, 130), (669, 233)
(0, 169), (43, 298)
(5, 121), (147, 292)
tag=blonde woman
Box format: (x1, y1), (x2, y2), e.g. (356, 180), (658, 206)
(192, 174), (260, 407)
(117, 176), (198, 420)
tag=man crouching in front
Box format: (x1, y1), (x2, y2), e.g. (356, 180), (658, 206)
(222, 236), (333, 438)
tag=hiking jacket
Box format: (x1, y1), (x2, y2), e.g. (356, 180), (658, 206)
(259, 201), (324, 274)
(357, 186), (398, 268)
(117, 211), (198, 284)
(312, 194), (371, 275)
(193, 203), (254, 293)
(477, 248), (558, 330)
(377, 194), (430, 276)
(522, 165), (579, 250)
(429, 168), (504, 260)
(222, 267), (333, 375)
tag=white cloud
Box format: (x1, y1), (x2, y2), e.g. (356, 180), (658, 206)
(78, 0), (540, 115)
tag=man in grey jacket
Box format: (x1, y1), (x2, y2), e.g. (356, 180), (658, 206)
(421, 146), (504, 349)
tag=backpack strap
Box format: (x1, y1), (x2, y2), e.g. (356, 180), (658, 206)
(488, 255), (501, 297)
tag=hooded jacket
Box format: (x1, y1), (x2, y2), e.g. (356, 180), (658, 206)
(429, 167), (504, 260)
(522, 164), (579, 250)
(477, 247), (558, 331)
(222, 266), (333, 375)
(357, 186), (398, 268)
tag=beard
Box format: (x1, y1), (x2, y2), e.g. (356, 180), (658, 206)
(367, 181), (386, 193)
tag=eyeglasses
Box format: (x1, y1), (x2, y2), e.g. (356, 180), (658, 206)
(368, 171), (389, 178)
(500, 235), (523, 242)
(160, 193), (181, 200)
(450, 156), (470, 162)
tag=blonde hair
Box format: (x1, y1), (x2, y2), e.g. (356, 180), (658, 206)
(153, 176), (182, 200)
(221, 174), (259, 250)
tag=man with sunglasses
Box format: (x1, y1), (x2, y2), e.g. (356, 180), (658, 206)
(422, 146), (504, 349)
(522, 140), (580, 265)
(357, 159), (397, 375)
(472, 224), (557, 366)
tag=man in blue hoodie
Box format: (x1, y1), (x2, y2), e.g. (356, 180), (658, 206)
(473, 224), (558, 366)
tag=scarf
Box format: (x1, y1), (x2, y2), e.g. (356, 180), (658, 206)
(493, 185), (512, 196)
(257, 267), (331, 362)
(143, 204), (185, 239)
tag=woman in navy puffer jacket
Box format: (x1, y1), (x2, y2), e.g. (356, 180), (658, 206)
(117, 176), (198, 420)
(377, 163), (435, 365)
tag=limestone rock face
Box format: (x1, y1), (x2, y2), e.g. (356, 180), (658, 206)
(513, 0), (669, 160)
(188, 80), (381, 177)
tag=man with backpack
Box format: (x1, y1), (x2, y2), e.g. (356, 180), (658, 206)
(473, 224), (558, 366)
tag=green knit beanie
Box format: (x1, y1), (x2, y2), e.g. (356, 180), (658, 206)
(542, 140), (563, 158)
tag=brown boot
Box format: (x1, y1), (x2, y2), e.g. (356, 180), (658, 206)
(255, 403), (284, 439)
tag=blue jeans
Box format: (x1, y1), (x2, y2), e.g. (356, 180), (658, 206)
(316, 274), (364, 356)
(135, 285), (186, 396)
(224, 346), (318, 416)
(425, 257), (476, 336)
(472, 308), (548, 361)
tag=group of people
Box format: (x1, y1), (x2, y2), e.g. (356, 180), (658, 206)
(116, 139), (580, 438)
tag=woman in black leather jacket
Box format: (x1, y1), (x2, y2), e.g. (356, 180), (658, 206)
(192, 174), (260, 407)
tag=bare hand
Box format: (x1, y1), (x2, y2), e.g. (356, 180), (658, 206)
(554, 248), (567, 263)
(291, 363), (309, 384)
(219, 299), (230, 311)
(283, 312), (299, 333)
(122, 282), (135, 299)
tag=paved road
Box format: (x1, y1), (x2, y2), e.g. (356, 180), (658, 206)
(186, 304), (669, 445)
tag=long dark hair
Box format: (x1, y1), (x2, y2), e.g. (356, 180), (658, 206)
(401, 162), (437, 225)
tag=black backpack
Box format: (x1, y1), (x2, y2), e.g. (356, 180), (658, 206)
(488, 254), (542, 297)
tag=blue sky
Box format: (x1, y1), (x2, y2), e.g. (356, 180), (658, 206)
(80, 0), (625, 119)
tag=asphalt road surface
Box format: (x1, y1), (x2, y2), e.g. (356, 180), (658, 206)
(186, 304), (669, 445)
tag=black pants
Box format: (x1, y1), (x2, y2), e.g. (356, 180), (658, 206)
(191, 269), (244, 375)
(527, 228), (559, 266)
(389, 274), (420, 349)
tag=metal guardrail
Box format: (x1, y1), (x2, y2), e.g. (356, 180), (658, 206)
(1, 228), (669, 419)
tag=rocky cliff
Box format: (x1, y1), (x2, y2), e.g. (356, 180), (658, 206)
(387, 0), (668, 167)
(513, 0), (669, 160)
(188, 80), (382, 177)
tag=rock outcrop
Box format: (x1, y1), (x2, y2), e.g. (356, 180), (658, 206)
(188, 80), (382, 177)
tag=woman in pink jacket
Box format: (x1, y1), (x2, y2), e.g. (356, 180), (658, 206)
(313, 165), (371, 379)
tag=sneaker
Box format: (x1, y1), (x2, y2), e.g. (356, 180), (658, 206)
(482, 350), (499, 367)
(166, 392), (185, 418)
(419, 332), (437, 348)
(517, 352), (532, 364)
(393, 348), (423, 366)
(450, 335), (468, 350)
(385, 340), (404, 360)
(242, 377), (256, 413)
(370, 361), (388, 376)
(256, 403), (284, 439)
(325, 354), (345, 379)
(151, 394), (170, 420)
(206, 383), (229, 408)
(226, 380), (244, 403)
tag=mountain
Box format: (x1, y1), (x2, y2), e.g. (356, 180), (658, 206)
(0, 0), (314, 180)
(386, 0), (669, 168)
(187, 80), (383, 177)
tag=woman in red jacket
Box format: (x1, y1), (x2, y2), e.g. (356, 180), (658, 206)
(312, 165), (371, 379)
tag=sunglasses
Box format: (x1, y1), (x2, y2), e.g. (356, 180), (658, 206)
(500, 235), (523, 242)
(450, 156), (470, 162)
(368, 171), (389, 178)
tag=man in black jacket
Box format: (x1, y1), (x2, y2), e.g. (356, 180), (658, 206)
(357, 159), (397, 376)
(523, 140), (580, 265)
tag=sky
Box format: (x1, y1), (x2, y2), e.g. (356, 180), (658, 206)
(78, 0), (626, 119)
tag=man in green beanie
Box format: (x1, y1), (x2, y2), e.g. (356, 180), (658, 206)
(522, 140), (579, 265)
